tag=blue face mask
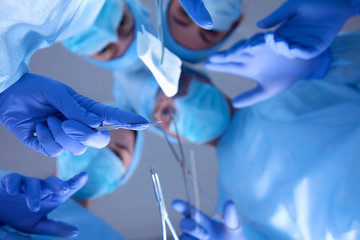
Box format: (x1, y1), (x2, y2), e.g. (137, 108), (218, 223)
(169, 79), (230, 144)
(62, 0), (124, 55)
(65, 0), (155, 71)
(57, 147), (125, 200)
(84, 37), (141, 71)
(57, 130), (144, 200)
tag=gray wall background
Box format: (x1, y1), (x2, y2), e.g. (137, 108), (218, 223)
(0, 0), (359, 239)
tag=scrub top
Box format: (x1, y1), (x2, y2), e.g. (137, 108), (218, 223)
(216, 31), (360, 240)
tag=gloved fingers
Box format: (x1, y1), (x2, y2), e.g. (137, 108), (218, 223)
(73, 94), (150, 130)
(33, 219), (79, 238)
(207, 40), (248, 64)
(204, 62), (245, 76)
(42, 176), (69, 195)
(2, 173), (23, 196)
(265, 33), (295, 59)
(100, 107), (149, 130)
(265, 32), (318, 59)
(172, 199), (211, 224)
(52, 172), (88, 202)
(180, 218), (210, 240)
(35, 123), (64, 157)
(223, 200), (240, 230)
(257, 1), (296, 28)
(180, 234), (199, 240)
(23, 177), (42, 212)
(24, 135), (49, 157)
(232, 85), (269, 108)
(62, 120), (110, 149)
(48, 90), (102, 128)
(179, 0), (213, 30)
(288, 43), (321, 60)
(47, 116), (87, 155)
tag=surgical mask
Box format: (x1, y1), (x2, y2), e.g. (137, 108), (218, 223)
(57, 147), (126, 200)
(64, 0), (155, 71)
(84, 37), (141, 71)
(163, 0), (239, 63)
(63, 0), (125, 55)
(201, 0), (242, 31)
(169, 80), (230, 143)
(57, 130), (145, 200)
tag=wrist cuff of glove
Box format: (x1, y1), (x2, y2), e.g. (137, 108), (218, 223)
(350, 0), (360, 14)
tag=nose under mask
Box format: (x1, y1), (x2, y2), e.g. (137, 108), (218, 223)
(169, 79), (231, 144)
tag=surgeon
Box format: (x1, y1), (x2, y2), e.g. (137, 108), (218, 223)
(0, 0), (149, 158)
(164, 0), (243, 63)
(173, 31), (360, 240)
(56, 118), (144, 207)
(63, 0), (154, 72)
(0, 169), (125, 239)
(120, 31), (360, 239)
(205, 0), (360, 108)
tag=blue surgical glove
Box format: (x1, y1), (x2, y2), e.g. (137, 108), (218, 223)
(0, 172), (88, 238)
(0, 73), (149, 157)
(257, 0), (358, 59)
(172, 199), (245, 240)
(179, 0), (213, 30)
(205, 33), (331, 108)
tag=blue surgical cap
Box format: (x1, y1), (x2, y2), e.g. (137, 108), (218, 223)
(163, 0), (242, 63)
(63, 0), (125, 55)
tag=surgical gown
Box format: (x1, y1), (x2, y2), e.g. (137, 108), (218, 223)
(216, 31), (360, 240)
(0, 0), (105, 93)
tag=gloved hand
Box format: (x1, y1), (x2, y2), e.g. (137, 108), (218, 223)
(0, 73), (149, 157)
(179, 0), (213, 30)
(172, 199), (245, 240)
(0, 172), (88, 238)
(205, 33), (331, 108)
(257, 0), (358, 59)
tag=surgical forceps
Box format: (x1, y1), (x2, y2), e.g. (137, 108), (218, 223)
(155, 0), (165, 65)
(158, 113), (227, 223)
(94, 121), (162, 131)
(150, 167), (179, 240)
(158, 113), (194, 217)
(32, 121), (162, 137)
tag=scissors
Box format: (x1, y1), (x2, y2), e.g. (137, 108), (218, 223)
(150, 167), (179, 240)
(155, 0), (165, 65)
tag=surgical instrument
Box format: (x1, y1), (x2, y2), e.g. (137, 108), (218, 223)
(32, 121), (162, 137)
(150, 167), (179, 240)
(93, 121), (162, 131)
(155, 0), (165, 65)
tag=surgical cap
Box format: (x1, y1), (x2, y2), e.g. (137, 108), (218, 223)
(57, 129), (144, 200)
(163, 0), (242, 63)
(63, 0), (125, 55)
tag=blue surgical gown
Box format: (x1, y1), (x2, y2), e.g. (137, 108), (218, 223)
(216, 31), (360, 240)
(0, 0), (105, 93)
